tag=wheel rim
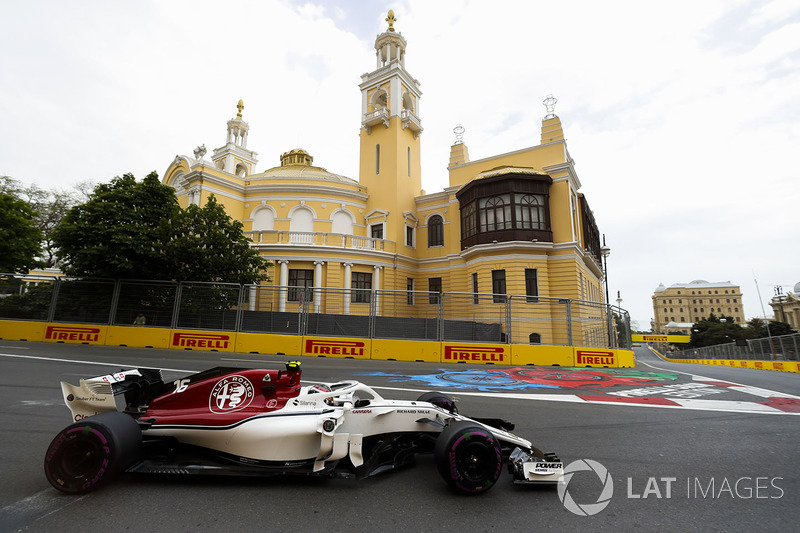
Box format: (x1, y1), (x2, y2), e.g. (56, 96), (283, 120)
(60, 437), (104, 480)
(457, 440), (495, 483)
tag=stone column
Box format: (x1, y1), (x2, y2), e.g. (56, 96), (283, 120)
(278, 260), (289, 312)
(343, 263), (353, 315)
(313, 261), (325, 313)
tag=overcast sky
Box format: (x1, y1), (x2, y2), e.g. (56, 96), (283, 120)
(2, 0), (798, 330)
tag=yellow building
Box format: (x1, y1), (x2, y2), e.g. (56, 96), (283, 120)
(652, 280), (745, 334)
(770, 282), (800, 329)
(161, 12), (607, 346)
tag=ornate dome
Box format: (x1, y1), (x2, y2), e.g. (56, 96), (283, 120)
(794, 281), (800, 294)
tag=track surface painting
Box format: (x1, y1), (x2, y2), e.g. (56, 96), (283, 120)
(358, 367), (800, 414)
(359, 367), (678, 392)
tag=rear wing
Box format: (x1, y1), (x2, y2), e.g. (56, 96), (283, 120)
(60, 368), (164, 422)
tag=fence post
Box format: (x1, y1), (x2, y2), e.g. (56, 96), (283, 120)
(438, 292), (444, 342)
(560, 299), (572, 347)
(47, 278), (60, 323)
(108, 279), (122, 326)
(171, 282), (183, 330)
(505, 296), (512, 344)
(236, 284), (246, 332)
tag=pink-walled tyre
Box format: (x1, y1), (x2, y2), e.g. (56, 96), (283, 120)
(44, 412), (141, 494)
(434, 420), (502, 495)
(417, 392), (458, 414)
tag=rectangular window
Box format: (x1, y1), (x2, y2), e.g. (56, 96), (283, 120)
(371, 224), (383, 240)
(429, 277), (442, 304)
(288, 269), (314, 302)
(492, 270), (506, 303)
(407, 146), (411, 177)
(351, 272), (372, 303)
(406, 278), (414, 305)
(406, 225), (414, 247)
(375, 144), (380, 174)
(525, 268), (539, 303)
(472, 273), (479, 304)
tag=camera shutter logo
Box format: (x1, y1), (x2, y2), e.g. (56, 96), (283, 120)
(557, 459), (614, 516)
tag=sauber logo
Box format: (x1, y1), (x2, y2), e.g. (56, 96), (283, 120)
(45, 326), (101, 342)
(444, 346), (507, 362)
(305, 340), (365, 356)
(172, 332), (230, 349)
(576, 350), (616, 366)
(209, 375), (254, 413)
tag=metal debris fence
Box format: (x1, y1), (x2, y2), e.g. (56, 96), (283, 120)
(0, 275), (631, 349)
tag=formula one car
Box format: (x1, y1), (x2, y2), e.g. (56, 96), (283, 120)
(44, 363), (563, 495)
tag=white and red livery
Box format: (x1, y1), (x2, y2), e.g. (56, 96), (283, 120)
(45, 363), (563, 495)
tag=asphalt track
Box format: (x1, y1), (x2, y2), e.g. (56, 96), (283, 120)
(1, 340), (798, 532)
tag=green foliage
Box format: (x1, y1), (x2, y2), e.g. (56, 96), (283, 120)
(746, 318), (796, 338)
(162, 195), (270, 284)
(688, 313), (745, 348)
(53, 174), (270, 284)
(53, 172), (180, 279)
(0, 192), (44, 273)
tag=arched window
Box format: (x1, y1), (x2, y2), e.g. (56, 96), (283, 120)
(428, 215), (444, 247)
(478, 195), (511, 232)
(516, 194), (546, 230)
(289, 207), (314, 243)
(331, 210), (354, 235)
(252, 208), (275, 231)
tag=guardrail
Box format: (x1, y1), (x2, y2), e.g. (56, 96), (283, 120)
(0, 274), (631, 349)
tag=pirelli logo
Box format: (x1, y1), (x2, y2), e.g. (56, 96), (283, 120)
(305, 340), (365, 356)
(172, 332), (230, 350)
(45, 326), (101, 343)
(576, 350), (615, 366)
(443, 345), (507, 363)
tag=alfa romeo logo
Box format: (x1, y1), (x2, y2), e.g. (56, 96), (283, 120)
(557, 459), (614, 516)
(209, 375), (254, 413)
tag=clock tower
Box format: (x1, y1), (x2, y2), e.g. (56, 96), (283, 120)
(358, 10), (423, 246)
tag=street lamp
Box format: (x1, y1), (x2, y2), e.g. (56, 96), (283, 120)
(600, 235), (612, 347)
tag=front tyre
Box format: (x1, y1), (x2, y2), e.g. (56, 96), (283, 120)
(417, 391), (458, 414)
(435, 420), (502, 495)
(44, 412), (141, 494)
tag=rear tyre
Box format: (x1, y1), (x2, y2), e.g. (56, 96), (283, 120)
(434, 420), (502, 495)
(417, 392), (458, 414)
(44, 412), (141, 494)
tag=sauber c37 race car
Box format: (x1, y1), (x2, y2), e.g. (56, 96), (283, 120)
(44, 363), (563, 495)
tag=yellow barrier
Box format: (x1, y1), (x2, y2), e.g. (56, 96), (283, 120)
(236, 332), (302, 356)
(664, 356), (800, 373)
(371, 339), (440, 362)
(572, 348), (635, 368)
(0, 320), (45, 342)
(107, 326), (170, 349)
(42, 323), (107, 345)
(0, 318), (639, 368)
(512, 345), (573, 366)
(301, 337), (371, 360)
(441, 343), (510, 364)
(168, 329), (236, 352)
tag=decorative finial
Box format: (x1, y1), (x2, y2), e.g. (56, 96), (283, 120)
(193, 144), (207, 160)
(236, 99), (244, 119)
(453, 124), (465, 145)
(386, 10), (396, 32)
(543, 94), (557, 119)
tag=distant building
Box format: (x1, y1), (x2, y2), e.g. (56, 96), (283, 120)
(652, 280), (745, 334)
(769, 282), (800, 329)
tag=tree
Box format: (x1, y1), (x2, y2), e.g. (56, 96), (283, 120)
(20, 183), (83, 267)
(162, 194), (270, 284)
(53, 174), (270, 284)
(745, 318), (796, 338)
(688, 313), (745, 348)
(0, 192), (44, 273)
(53, 172), (179, 279)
